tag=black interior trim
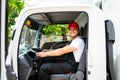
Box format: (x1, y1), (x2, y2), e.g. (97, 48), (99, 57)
(0, 0), (1, 77)
(105, 20), (115, 80)
(5, 0), (8, 58)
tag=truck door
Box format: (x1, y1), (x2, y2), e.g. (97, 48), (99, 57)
(0, 0), (17, 80)
(0, 0), (10, 80)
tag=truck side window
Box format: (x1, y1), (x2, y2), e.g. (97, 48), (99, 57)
(19, 21), (37, 55)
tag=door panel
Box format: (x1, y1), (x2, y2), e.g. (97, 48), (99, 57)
(0, 0), (17, 80)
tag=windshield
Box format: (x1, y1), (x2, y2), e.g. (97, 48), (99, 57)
(39, 24), (71, 49)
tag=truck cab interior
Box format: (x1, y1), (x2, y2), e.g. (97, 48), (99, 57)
(18, 12), (88, 80)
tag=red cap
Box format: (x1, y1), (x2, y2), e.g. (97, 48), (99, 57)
(68, 22), (79, 29)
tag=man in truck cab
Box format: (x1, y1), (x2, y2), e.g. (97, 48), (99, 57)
(37, 22), (85, 80)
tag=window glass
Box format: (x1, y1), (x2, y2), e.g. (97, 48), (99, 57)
(39, 24), (71, 49)
(19, 24), (37, 55)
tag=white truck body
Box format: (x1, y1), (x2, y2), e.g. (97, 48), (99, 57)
(1, 0), (120, 80)
(0, 0), (7, 80)
(102, 0), (120, 80)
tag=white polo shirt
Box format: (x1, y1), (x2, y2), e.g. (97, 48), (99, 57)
(69, 36), (85, 62)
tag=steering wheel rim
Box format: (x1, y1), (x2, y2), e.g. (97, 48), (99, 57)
(50, 41), (70, 49)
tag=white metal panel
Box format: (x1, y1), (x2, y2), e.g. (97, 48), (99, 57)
(102, 0), (120, 56)
(115, 56), (120, 80)
(102, 1), (120, 80)
(1, 0), (7, 80)
(28, 0), (92, 7)
(88, 6), (106, 80)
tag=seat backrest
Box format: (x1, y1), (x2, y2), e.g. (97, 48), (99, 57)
(70, 47), (86, 80)
(82, 23), (88, 44)
(77, 48), (86, 72)
(70, 23), (88, 80)
(77, 22), (87, 72)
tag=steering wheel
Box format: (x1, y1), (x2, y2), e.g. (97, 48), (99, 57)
(27, 47), (42, 72)
(31, 47), (42, 53)
(27, 47), (42, 58)
(50, 41), (70, 49)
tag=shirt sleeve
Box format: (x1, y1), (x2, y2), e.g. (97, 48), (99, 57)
(69, 38), (83, 50)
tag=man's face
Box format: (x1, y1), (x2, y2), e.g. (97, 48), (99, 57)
(69, 28), (79, 39)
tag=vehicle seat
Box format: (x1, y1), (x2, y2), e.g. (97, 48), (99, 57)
(50, 23), (88, 80)
(82, 23), (88, 43)
(50, 47), (86, 80)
